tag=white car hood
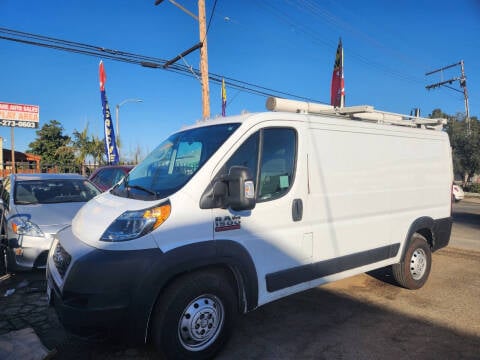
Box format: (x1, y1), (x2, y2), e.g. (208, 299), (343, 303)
(14, 202), (86, 234)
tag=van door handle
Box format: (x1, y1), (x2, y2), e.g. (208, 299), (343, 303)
(292, 198), (303, 222)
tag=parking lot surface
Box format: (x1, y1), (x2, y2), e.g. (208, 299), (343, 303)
(1, 200), (479, 359)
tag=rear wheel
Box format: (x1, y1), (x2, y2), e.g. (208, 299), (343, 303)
(392, 233), (431, 289)
(151, 269), (237, 360)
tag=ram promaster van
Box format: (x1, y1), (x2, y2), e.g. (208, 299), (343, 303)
(47, 97), (453, 359)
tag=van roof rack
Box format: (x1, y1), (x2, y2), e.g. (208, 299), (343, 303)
(266, 97), (447, 130)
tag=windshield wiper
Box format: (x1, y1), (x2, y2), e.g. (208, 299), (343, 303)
(127, 184), (157, 196)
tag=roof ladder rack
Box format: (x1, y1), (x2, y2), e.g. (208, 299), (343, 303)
(266, 97), (447, 130)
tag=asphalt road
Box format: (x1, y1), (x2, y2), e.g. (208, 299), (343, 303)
(451, 199), (480, 251)
(1, 199), (479, 359)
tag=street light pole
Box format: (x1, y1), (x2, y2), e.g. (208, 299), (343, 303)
(115, 98), (143, 156)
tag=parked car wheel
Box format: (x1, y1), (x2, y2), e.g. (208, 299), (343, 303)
(151, 269), (237, 360)
(0, 246), (8, 276)
(392, 233), (432, 289)
(0, 218), (8, 276)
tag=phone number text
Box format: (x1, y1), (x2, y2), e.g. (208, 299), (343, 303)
(0, 120), (38, 128)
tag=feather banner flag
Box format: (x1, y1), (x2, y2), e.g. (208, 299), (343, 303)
(330, 38), (345, 108)
(221, 78), (227, 117)
(99, 61), (119, 165)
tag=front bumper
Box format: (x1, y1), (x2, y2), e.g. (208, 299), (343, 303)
(7, 234), (53, 270)
(47, 228), (164, 343)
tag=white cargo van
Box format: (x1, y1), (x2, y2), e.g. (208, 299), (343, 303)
(47, 97), (453, 359)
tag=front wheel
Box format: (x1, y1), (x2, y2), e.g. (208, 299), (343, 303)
(151, 269), (238, 360)
(392, 233), (432, 289)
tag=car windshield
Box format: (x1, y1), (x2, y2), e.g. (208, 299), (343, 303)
(14, 179), (101, 205)
(112, 123), (240, 200)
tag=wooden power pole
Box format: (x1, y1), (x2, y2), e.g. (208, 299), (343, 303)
(198, 0), (210, 120)
(155, 0), (211, 120)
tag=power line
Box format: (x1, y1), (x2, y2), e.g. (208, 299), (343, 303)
(206, 0), (218, 36)
(255, 0), (425, 85)
(0, 27), (325, 104)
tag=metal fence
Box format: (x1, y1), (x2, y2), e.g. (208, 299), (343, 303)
(0, 162), (105, 178)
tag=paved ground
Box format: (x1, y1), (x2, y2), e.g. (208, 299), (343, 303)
(451, 198), (480, 250)
(1, 198), (479, 359)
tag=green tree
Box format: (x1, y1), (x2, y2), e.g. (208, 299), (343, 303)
(90, 135), (106, 165)
(72, 124), (92, 175)
(441, 111), (480, 185)
(27, 120), (74, 165)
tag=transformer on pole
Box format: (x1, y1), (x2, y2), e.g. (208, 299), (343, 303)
(425, 60), (470, 133)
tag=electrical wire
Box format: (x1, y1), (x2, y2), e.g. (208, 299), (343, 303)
(0, 27), (325, 103)
(206, 0), (218, 36)
(254, 0), (426, 85)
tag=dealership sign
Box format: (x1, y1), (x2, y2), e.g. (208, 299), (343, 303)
(0, 101), (39, 128)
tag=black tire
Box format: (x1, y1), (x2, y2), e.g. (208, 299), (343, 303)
(151, 269), (238, 360)
(0, 218), (8, 276)
(0, 246), (7, 276)
(392, 233), (432, 289)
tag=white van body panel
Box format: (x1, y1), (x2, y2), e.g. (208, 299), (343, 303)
(69, 110), (451, 303)
(46, 108), (452, 348)
(306, 115), (451, 264)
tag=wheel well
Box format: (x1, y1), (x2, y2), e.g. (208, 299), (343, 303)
(415, 228), (434, 248)
(146, 263), (246, 342)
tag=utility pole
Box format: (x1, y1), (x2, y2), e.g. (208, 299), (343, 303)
(155, 0), (210, 120)
(198, 0), (210, 120)
(0, 136), (3, 177)
(425, 60), (470, 133)
(460, 60), (470, 127)
(11, 127), (15, 174)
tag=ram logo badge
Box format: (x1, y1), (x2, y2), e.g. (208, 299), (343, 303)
(215, 216), (241, 232)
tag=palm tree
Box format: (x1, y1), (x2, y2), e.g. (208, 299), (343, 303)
(72, 124), (91, 175)
(90, 135), (106, 166)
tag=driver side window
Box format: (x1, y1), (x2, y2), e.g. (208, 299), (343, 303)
(258, 128), (296, 201)
(222, 127), (296, 202)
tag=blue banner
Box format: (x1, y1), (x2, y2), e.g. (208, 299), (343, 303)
(99, 61), (119, 165)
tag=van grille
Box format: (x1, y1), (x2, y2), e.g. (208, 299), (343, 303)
(52, 242), (71, 278)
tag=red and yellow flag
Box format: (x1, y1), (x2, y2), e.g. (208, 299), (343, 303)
(221, 78), (227, 117)
(330, 38), (345, 108)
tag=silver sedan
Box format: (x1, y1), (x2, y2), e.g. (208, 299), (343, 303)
(0, 173), (101, 273)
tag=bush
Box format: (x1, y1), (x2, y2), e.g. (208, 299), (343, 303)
(465, 183), (480, 193)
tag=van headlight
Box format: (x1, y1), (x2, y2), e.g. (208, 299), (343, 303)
(11, 219), (45, 237)
(100, 202), (171, 242)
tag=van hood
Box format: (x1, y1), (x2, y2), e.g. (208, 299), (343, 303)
(72, 192), (161, 250)
(15, 202), (86, 234)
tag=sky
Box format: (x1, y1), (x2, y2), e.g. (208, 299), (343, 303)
(1, 0), (479, 161)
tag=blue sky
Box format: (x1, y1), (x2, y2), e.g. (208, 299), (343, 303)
(1, 0), (479, 161)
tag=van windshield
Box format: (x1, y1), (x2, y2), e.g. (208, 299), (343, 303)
(112, 123), (240, 200)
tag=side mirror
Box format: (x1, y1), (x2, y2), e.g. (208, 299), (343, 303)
(223, 166), (256, 211)
(199, 166), (256, 211)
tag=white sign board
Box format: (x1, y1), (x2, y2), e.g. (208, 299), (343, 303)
(0, 102), (40, 128)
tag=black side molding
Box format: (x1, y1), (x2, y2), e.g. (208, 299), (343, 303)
(266, 243), (400, 292)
